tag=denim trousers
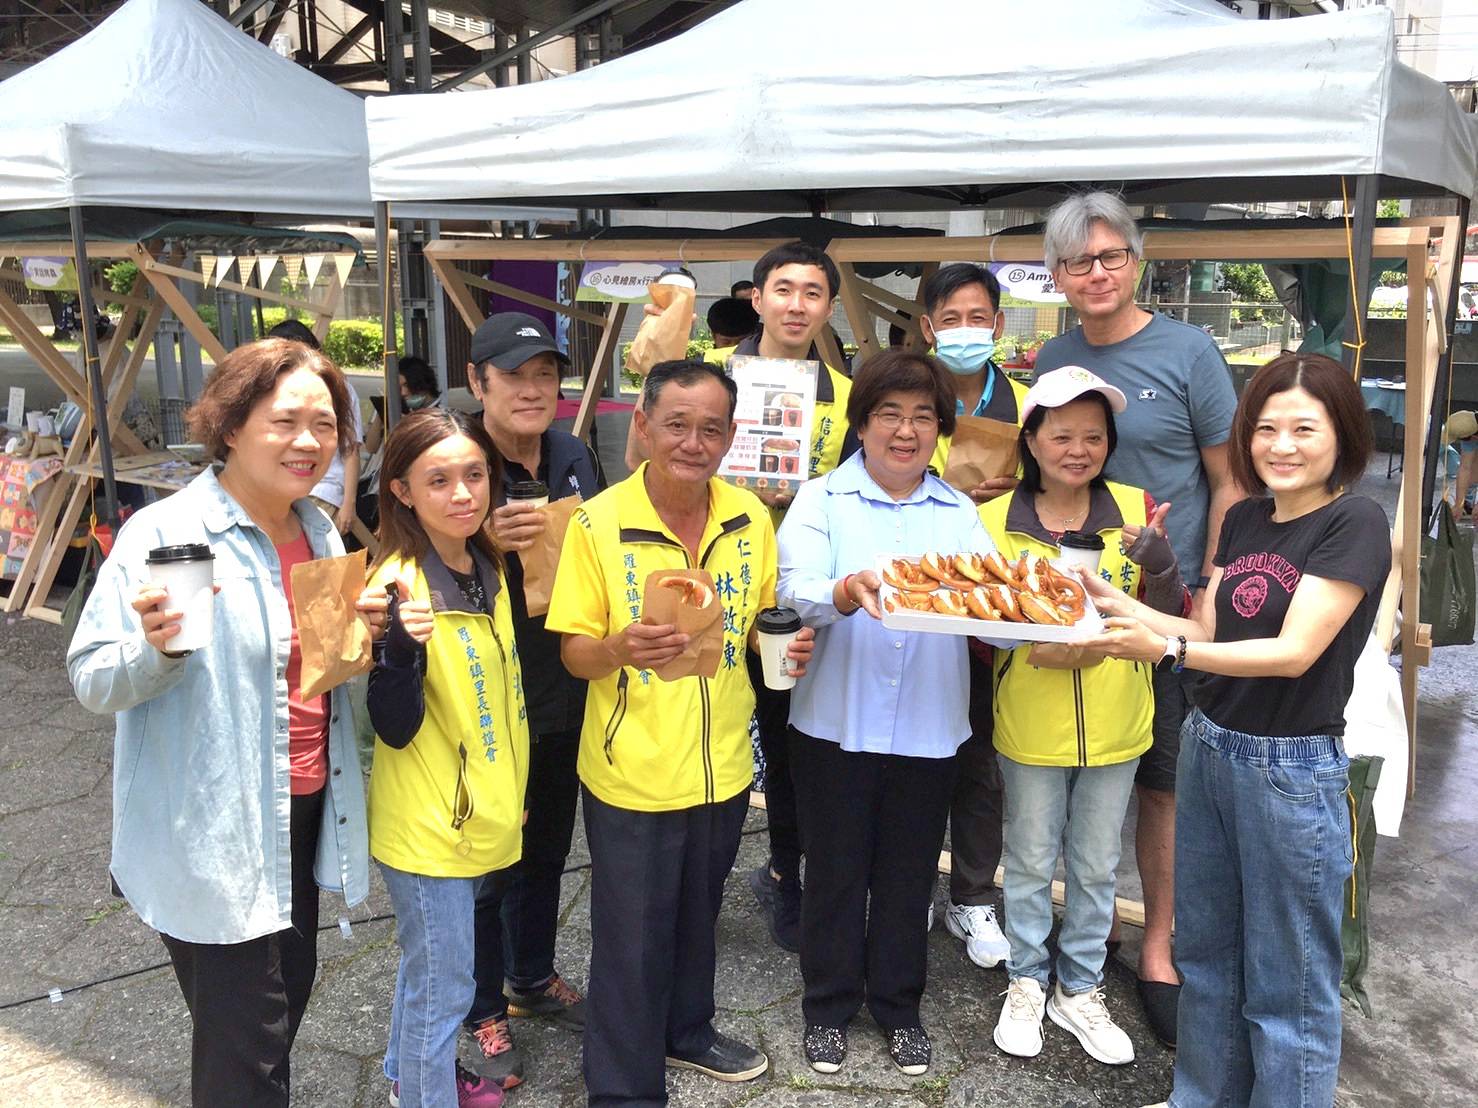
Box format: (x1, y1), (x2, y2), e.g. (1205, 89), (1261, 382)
(380, 862), (482, 1108)
(997, 754), (1139, 993)
(1170, 709), (1352, 1108)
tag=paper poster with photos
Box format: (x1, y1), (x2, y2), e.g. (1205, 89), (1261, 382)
(718, 355), (818, 495)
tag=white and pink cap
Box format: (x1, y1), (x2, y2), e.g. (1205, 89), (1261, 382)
(1020, 365), (1128, 424)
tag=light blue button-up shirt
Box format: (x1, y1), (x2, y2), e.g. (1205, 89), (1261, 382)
(67, 468), (370, 944)
(777, 452), (1013, 760)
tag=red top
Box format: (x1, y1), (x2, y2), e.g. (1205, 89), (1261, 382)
(278, 532), (329, 795)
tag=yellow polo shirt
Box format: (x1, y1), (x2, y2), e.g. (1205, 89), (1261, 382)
(546, 465), (778, 812)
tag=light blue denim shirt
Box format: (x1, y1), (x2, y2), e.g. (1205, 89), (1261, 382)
(67, 468), (370, 944)
(778, 451), (1014, 759)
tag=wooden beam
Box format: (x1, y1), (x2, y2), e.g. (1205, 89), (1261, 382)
(459, 272), (609, 327)
(826, 227), (1426, 265)
(426, 254), (487, 335)
(833, 261), (883, 368)
(423, 237), (793, 264)
(572, 301), (627, 443)
(311, 275), (344, 345)
(0, 241), (137, 259)
(134, 247), (229, 364)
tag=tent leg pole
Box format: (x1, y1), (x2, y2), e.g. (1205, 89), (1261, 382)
(1421, 195), (1472, 521)
(1341, 175), (1378, 378)
(69, 205), (118, 526)
(377, 201), (401, 431)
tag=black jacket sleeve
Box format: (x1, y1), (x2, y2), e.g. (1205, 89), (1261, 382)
(366, 588), (427, 749)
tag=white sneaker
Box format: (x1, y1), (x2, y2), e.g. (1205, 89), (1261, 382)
(992, 976), (1046, 1058)
(1046, 983), (1135, 1065)
(944, 902), (1010, 969)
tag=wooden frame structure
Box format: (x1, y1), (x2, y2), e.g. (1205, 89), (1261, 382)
(421, 220), (1458, 793)
(0, 238), (350, 622)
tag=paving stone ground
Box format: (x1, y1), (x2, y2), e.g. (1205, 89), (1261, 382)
(2, 465), (1474, 1107)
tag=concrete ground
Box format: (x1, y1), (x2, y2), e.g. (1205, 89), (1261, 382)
(1, 424), (1475, 1104)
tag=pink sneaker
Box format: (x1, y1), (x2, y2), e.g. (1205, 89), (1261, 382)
(456, 1060), (505, 1108)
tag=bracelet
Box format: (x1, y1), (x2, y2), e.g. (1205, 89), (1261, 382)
(840, 573), (858, 612)
(1172, 635), (1188, 673)
(1192, 575), (1211, 591)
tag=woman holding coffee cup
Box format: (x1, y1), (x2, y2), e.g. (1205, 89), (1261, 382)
(460, 313), (605, 1086)
(980, 366), (1185, 1067)
(67, 338), (388, 1107)
(776, 350), (1011, 1078)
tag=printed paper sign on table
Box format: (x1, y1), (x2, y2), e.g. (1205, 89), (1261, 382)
(718, 355), (816, 497)
(575, 260), (680, 303)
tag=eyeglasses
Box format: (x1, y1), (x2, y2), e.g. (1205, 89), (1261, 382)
(1060, 248), (1134, 276)
(869, 411), (939, 432)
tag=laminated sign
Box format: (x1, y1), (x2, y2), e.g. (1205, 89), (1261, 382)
(717, 355), (817, 497)
(575, 260), (681, 303)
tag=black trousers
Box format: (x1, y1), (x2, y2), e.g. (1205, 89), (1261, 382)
(746, 650), (801, 881)
(790, 728), (956, 1032)
(582, 786), (749, 1108)
(160, 788), (323, 1108)
(468, 727), (581, 1025)
(948, 647), (1005, 905)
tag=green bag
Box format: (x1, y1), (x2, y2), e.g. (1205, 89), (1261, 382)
(1419, 502), (1475, 647)
(1341, 755), (1382, 1017)
(60, 536), (103, 644)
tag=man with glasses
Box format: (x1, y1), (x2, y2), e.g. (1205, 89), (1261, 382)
(1035, 192), (1239, 1049)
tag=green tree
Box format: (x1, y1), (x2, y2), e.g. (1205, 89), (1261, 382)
(1377, 198), (1404, 219)
(1218, 263), (1276, 303)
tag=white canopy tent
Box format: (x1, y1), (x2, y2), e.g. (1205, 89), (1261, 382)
(365, 0), (1478, 212)
(0, 0), (371, 217)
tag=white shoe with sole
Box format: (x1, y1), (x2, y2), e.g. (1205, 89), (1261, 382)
(944, 902), (1010, 969)
(992, 976), (1046, 1058)
(1046, 983), (1135, 1065)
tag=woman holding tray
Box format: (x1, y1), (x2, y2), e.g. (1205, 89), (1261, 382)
(1085, 353), (1386, 1108)
(981, 366), (1187, 1066)
(776, 350), (1012, 1078)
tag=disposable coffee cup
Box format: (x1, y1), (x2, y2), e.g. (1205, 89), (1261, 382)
(1056, 531), (1105, 575)
(507, 480), (549, 510)
(755, 606), (803, 690)
(655, 268), (697, 290)
(145, 543), (215, 653)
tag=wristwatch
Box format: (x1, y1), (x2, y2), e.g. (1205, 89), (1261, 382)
(1159, 635), (1178, 668)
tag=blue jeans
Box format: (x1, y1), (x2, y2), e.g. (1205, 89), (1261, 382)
(997, 754), (1139, 993)
(380, 863), (481, 1108)
(1170, 710), (1352, 1108)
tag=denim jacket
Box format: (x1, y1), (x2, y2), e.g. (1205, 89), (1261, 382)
(67, 468), (370, 944)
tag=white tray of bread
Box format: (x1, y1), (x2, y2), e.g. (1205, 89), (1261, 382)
(877, 552), (1104, 642)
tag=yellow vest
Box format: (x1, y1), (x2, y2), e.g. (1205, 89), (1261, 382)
(929, 369), (1031, 475)
(706, 342), (852, 479)
(546, 466), (779, 812)
(979, 481), (1154, 768)
(367, 552), (530, 877)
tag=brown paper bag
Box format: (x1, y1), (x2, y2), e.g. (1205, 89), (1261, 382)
(941, 415), (1020, 493)
(625, 281), (696, 378)
(640, 567), (722, 681)
(291, 549), (374, 699)
(521, 496), (582, 617)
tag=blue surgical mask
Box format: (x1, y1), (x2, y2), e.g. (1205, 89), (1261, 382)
(402, 393), (434, 411)
(932, 326), (995, 375)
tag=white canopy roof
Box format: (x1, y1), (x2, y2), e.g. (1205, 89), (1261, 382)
(0, 0), (372, 216)
(366, 0), (1478, 211)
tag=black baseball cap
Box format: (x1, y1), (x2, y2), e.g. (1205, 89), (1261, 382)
(470, 312), (568, 370)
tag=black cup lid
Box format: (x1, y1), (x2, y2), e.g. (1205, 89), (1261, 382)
(1057, 530), (1105, 551)
(146, 542), (214, 564)
(507, 480), (549, 499)
(755, 606), (802, 635)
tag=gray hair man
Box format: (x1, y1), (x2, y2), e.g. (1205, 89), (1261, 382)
(1035, 191), (1240, 1049)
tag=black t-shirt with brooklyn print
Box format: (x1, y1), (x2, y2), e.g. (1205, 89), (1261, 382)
(1197, 494), (1390, 738)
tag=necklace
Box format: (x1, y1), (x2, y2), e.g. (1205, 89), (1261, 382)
(1037, 497), (1089, 530)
